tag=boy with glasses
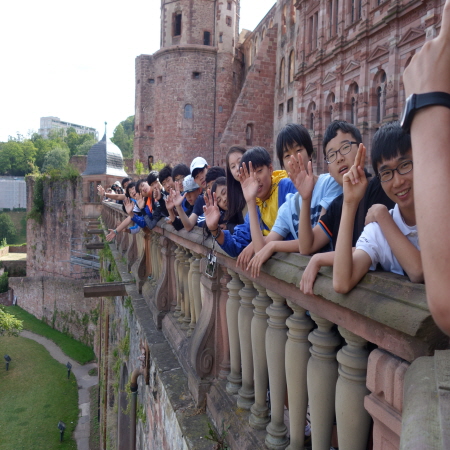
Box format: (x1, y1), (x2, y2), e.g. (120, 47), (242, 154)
(333, 121), (422, 293)
(298, 120), (394, 294)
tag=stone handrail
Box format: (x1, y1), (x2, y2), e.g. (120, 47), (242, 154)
(101, 201), (448, 450)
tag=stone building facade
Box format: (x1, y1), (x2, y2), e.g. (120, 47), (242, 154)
(135, 0), (445, 172)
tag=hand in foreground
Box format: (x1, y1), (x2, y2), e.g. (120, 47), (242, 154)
(404, 0), (450, 96)
(342, 144), (368, 205)
(239, 161), (259, 203)
(97, 185), (105, 197)
(236, 243), (254, 269)
(287, 155), (314, 201)
(246, 242), (274, 278)
(171, 183), (186, 207)
(203, 189), (221, 232)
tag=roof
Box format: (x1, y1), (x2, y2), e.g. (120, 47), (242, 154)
(81, 134), (128, 176)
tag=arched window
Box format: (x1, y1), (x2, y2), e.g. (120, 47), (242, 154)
(254, 36), (258, 57)
(349, 83), (359, 124)
(184, 104), (193, 119)
(262, 28), (266, 41)
(326, 92), (335, 125)
(288, 50), (295, 83)
(307, 102), (316, 130)
(376, 70), (386, 123)
(280, 58), (285, 88)
(246, 124), (254, 146)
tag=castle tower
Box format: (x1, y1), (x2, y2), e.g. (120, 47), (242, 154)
(134, 0), (242, 167)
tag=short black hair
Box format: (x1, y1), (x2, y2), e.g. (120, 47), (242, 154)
(205, 166), (226, 184)
(192, 165), (207, 179)
(158, 165), (173, 185)
(240, 146), (271, 171)
(371, 121), (411, 174)
(211, 176), (226, 194)
(121, 177), (132, 188)
(146, 170), (159, 186)
(276, 123), (313, 168)
(135, 179), (147, 194)
(323, 120), (362, 157)
(172, 164), (190, 180)
(125, 182), (136, 198)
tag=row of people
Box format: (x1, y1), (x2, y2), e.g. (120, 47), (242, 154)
(99, 119), (421, 295)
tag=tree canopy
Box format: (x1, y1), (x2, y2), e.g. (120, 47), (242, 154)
(111, 116), (134, 158)
(0, 214), (17, 244)
(0, 306), (23, 337)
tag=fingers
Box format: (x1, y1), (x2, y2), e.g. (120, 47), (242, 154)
(307, 160), (313, 176)
(353, 143), (366, 170)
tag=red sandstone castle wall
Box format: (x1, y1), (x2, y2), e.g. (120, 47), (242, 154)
(218, 25), (278, 166)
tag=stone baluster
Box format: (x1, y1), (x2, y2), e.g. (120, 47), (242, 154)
(177, 248), (186, 323)
(265, 289), (291, 450)
(169, 242), (177, 311)
(237, 274), (256, 410)
(226, 269), (243, 395)
(307, 314), (341, 450)
(173, 245), (182, 317)
(218, 268), (231, 380)
(189, 253), (202, 335)
(285, 301), (314, 450)
(249, 283), (271, 430)
(181, 249), (192, 330)
(187, 253), (196, 336)
(335, 326), (371, 450)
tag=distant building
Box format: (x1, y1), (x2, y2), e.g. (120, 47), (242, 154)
(38, 116), (98, 140)
(0, 177), (26, 209)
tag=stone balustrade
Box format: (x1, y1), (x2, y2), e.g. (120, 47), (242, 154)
(101, 201), (448, 450)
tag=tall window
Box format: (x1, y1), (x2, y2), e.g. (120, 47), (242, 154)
(288, 50), (295, 83)
(227, 1), (232, 10)
(349, 83), (359, 124)
(184, 104), (193, 119)
(308, 102), (316, 130)
(376, 71), (386, 123)
(174, 13), (182, 36)
(203, 31), (211, 45)
(280, 58), (285, 88)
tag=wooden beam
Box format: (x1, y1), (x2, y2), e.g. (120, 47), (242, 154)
(84, 281), (132, 298)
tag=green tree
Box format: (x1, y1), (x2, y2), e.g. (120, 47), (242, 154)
(0, 213), (17, 243)
(74, 138), (96, 156)
(0, 305), (23, 336)
(42, 146), (70, 172)
(111, 116), (134, 158)
(0, 140), (36, 175)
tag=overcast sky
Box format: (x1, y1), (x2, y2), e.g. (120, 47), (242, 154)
(0, 0), (276, 142)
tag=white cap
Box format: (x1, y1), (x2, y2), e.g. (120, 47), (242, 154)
(190, 157), (208, 175)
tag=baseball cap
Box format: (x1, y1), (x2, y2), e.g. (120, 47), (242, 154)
(182, 175), (200, 193)
(114, 181), (122, 187)
(190, 157), (208, 176)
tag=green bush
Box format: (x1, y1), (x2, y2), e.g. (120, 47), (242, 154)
(0, 272), (8, 293)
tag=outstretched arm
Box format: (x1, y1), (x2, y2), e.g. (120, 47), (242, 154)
(403, 0), (450, 334)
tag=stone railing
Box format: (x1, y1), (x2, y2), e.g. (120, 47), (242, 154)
(101, 201), (448, 450)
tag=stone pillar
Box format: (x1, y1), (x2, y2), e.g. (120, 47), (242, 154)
(218, 267), (231, 380)
(187, 253), (196, 336)
(237, 274), (256, 410)
(182, 249), (191, 330)
(307, 314), (340, 450)
(265, 289), (290, 450)
(177, 248), (187, 322)
(190, 253), (202, 335)
(285, 301), (313, 450)
(249, 283), (271, 430)
(335, 326), (371, 450)
(226, 269), (243, 395)
(173, 245), (182, 317)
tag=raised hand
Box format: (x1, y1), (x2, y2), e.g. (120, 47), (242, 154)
(97, 185), (105, 197)
(246, 243), (274, 278)
(287, 154), (314, 200)
(166, 189), (176, 211)
(124, 197), (134, 216)
(239, 161), (259, 203)
(365, 204), (389, 226)
(342, 144), (368, 205)
(203, 189), (221, 232)
(172, 183), (186, 207)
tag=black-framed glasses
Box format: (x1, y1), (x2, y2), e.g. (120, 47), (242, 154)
(325, 141), (359, 164)
(378, 160), (413, 183)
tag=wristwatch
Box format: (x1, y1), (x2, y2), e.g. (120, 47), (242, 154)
(401, 92), (450, 132)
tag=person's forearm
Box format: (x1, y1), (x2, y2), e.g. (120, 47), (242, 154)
(116, 216), (132, 233)
(269, 239), (299, 254)
(177, 207), (196, 231)
(333, 202), (358, 293)
(376, 214), (423, 282)
(105, 192), (126, 201)
(298, 198), (314, 254)
(248, 201), (265, 252)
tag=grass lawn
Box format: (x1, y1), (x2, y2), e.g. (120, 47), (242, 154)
(4, 306), (96, 365)
(0, 335), (79, 450)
